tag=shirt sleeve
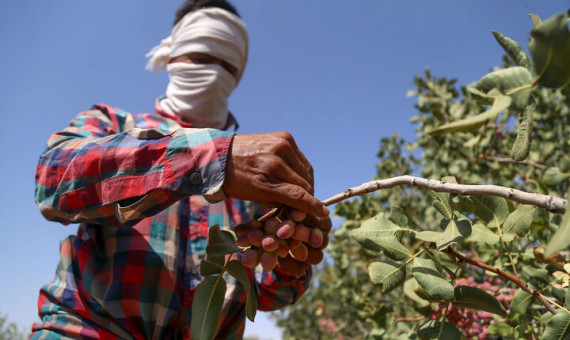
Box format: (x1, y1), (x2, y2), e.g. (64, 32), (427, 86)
(34, 104), (234, 228)
(254, 264), (312, 311)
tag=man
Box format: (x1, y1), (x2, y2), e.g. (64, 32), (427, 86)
(32, 0), (330, 339)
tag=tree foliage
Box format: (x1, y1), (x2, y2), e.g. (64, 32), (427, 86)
(0, 312), (29, 340)
(272, 10), (570, 340)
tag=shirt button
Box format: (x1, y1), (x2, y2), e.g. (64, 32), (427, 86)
(192, 212), (202, 220)
(189, 172), (202, 185)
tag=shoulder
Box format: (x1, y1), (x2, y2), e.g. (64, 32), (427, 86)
(89, 103), (132, 118)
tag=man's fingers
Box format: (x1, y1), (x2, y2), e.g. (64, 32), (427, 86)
(271, 184), (329, 219)
(269, 158), (314, 196)
(274, 132), (315, 192)
(303, 213), (332, 232)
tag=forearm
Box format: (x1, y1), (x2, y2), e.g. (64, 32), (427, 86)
(35, 108), (234, 227)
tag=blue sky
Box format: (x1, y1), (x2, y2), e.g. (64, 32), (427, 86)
(1, 1), (568, 338)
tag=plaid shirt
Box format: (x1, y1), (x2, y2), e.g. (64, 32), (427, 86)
(32, 102), (311, 339)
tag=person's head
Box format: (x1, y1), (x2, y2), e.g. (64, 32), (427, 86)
(173, 0), (240, 25)
(146, 0), (248, 129)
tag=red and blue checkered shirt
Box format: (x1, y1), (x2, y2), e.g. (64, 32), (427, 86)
(32, 101), (311, 339)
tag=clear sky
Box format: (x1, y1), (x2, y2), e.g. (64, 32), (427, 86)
(1, 1), (568, 338)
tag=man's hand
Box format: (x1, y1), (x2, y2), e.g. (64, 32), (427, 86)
(223, 131), (329, 219)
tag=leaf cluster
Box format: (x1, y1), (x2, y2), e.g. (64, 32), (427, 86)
(190, 225), (258, 340)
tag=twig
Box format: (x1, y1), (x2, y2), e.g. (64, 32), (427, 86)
(257, 206), (284, 223)
(322, 175), (567, 214)
(481, 155), (547, 170)
(393, 316), (426, 323)
(501, 240), (520, 279)
(439, 303), (450, 338)
(505, 83), (533, 95)
(442, 248), (558, 315)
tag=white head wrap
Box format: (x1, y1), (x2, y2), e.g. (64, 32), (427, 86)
(145, 7), (249, 128)
(146, 7), (249, 84)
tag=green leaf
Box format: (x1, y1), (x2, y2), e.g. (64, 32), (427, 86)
(200, 256), (225, 276)
(431, 191), (452, 219)
(450, 194), (474, 213)
(492, 30), (532, 70)
(417, 320), (461, 340)
(502, 204), (536, 242)
(510, 104), (535, 161)
(368, 261), (407, 294)
(510, 289), (533, 315)
(352, 213), (412, 261)
(566, 287), (570, 307)
(472, 196), (509, 229)
(403, 278), (430, 307)
(541, 312), (555, 326)
(414, 286), (441, 302)
(439, 215), (471, 250)
(545, 194), (570, 257)
(486, 323), (513, 337)
(542, 167), (570, 186)
(415, 230), (441, 243)
(529, 10), (570, 88)
(530, 13), (542, 27)
(522, 266), (550, 284)
(476, 67), (533, 111)
(225, 260), (257, 322)
(427, 96), (512, 135)
(551, 287), (567, 303)
(206, 225), (241, 257)
(452, 285), (507, 317)
(468, 223), (501, 245)
(388, 206), (408, 228)
(412, 258), (455, 301)
(416, 214), (471, 250)
(529, 179), (550, 195)
(190, 275), (227, 340)
(542, 310), (570, 340)
(466, 86), (502, 106)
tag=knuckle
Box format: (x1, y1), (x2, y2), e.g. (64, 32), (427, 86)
(273, 138), (292, 153)
(276, 130), (293, 141)
(288, 186), (307, 201)
(264, 160), (283, 176)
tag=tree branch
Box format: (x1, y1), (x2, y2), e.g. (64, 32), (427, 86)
(442, 248), (558, 315)
(481, 155), (547, 170)
(322, 175), (567, 214)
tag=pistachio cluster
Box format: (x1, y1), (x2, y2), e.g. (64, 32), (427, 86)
(235, 209), (325, 272)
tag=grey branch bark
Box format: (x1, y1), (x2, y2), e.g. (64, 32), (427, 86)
(322, 175), (567, 214)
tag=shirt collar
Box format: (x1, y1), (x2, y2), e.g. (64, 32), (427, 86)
(154, 96), (239, 132)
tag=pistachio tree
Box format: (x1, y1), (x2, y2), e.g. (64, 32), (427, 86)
(271, 10), (570, 340)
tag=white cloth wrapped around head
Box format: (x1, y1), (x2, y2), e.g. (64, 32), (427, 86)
(145, 7), (249, 128)
(146, 7), (249, 83)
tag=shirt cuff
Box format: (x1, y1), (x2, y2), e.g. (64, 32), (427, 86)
(162, 128), (235, 199)
(203, 185), (229, 203)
